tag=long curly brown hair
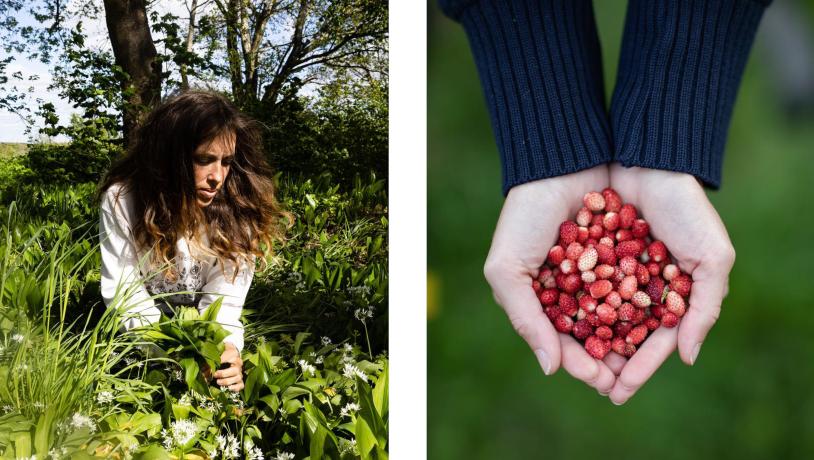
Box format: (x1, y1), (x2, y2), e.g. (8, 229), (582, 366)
(99, 90), (291, 281)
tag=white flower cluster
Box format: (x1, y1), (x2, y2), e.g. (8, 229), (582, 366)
(339, 402), (361, 418)
(11, 333), (24, 343)
(272, 451), (295, 460)
(214, 433), (241, 459)
(342, 363), (367, 381)
(48, 447), (69, 459)
(161, 419), (198, 449)
(339, 438), (359, 456)
(70, 413), (97, 433)
(96, 390), (114, 405)
(320, 336), (332, 346)
(298, 359), (316, 376)
(244, 439), (264, 460)
(347, 285), (372, 297)
(354, 306), (375, 323)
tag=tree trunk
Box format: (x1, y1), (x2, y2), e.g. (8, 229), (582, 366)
(102, 0), (162, 148)
(180, 0), (199, 90)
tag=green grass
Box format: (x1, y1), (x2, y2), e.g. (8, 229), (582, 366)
(0, 144), (27, 159)
(428, 2), (814, 459)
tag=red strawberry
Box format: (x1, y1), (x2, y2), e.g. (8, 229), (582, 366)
(603, 212), (620, 231)
(576, 207), (593, 227)
(583, 192), (606, 212)
(538, 267), (553, 283)
(662, 264), (679, 281)
(572, 319), (593, 340)
(595, 264), (615, 279)
(602, 188), (623, 213)
(539, 288), (559, 305)
(585, 335), (611, 359)
(631, 291), (652, 308)
(635, 263), (651, 285)
(670, 274), (693, 297)
(616, 240), (644, 259)
(646, 276), (666, 304)
(631, 219), (650, 238)
(646, 261), (661, 277)
(589, 280), (613, 299)
(579, 294), (598, 312)
(596, 325), (613, 340)
(578, 246), (598, 272)
(613, 321), (633, 338)
(650, 304), (666, 319)
(615, 229), (633, 242)
(611, 336), (626, 355)
(565, 242), (584, 261)
(605, 290), (622, 309)
(618, 275), (638, 300)
(596, 303), (618, 325)
(619, 204), (638, 229)
(544, 306), (561, 321)
(547, 245), (566, 266)
(554, 315), (574, 333)
(626, 324), (648, 345)
(559, 221), (579, 245)
(622, 343), (637, 357)
(586, 312), (601, 327)
(619, 256), (638, 276)
(665, 291), (686, 317)
(562, 273), (583, 294)
(595, 244), (616, 265)
(577, 226), (589, 243)
(591, 214), (604, 227)
(617, 302), (636, 321)
(647, 241), (668, 263)
(630, 308), (645, 324)
(661, 312), (679, 328)
(532, 280), (542, 295)
(559, 293), (578, 316)
(644, 316), (661, 331)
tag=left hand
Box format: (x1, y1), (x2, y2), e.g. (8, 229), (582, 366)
(213, 342), (244, 391)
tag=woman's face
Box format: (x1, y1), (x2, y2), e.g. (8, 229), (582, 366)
(192, 132), (236, 207)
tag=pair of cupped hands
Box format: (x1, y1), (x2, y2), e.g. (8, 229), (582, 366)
(484, 163), (736, 405)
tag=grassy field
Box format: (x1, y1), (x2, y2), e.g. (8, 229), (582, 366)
(0, 143), (27, 158)
(428, 2), (814, 459)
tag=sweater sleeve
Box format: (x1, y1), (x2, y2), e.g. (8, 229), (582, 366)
(198, 258), (254, 352)
(439, 0), (614, 195)
(609, 0), (770, 188)
(99, 184), (162, 330)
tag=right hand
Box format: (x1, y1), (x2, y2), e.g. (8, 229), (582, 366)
(483, 165), (617, 396)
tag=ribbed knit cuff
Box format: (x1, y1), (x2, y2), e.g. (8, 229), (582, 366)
(445, 0), (613, 195)
(610, 0), (768, 189)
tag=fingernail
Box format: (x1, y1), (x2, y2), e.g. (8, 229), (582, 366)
(691, 342), (702, 365)
(535, 349), (552, 375)
(611, 399), (624, 406)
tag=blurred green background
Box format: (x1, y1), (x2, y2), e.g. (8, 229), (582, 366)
(427, 1), (814, 459)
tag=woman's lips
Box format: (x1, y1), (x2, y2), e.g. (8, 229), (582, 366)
(198, 188), (217, 199)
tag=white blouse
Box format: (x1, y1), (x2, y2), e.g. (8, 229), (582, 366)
(99, 183), (253, 351)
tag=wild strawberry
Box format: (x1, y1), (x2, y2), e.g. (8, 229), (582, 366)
(538, 267), (553, 283)
(631, 291), (652, 308)
(565, 242), (584, 261)
(635, 263), (651, 285)
(665, 291), (686, 317)
(646, 261), (661, 277)
(622, 343), (637, 357)
(618, 275), (638, 300)
(583, 192), (606, 212)
(647, 241), (668, 263)
(617, 302), (636, 321)
(588, 224), (604, 240)
(547, 245), (565, 266)
(585, 335), (611, 359)
(591, 214), (604, 227)
(532, 280), (542, 295)
(602, 188), (623, 213)
(603, 212), (620, 231)
(581, 270), (597, 284)
(644, 316), (660, 331)
(650, 304), (666, 319)
(577, 246), (598, 272)
(559, 259), (576, 275)
(599, 236), (615, 247)
(605, 290), (622, 308)
(586, 312), (601, 327)
(576, 207), (592, 227)
(646, 277), (666, 304)
(576, 308), (587, 320)
(626, 324), (648, 345)
(595, 264), (615, 279)
(595, 244), (616, 266)
(639, 250), (650, 263)
(596, 325), (613, 340)
(596, 303), (618, 325)
(611, 336), (626, 355)
(662, 264), (679, 281)
(562, 273), (583, 294)
(630, 308), (645, 324)
(544, 306), (561, 320)
(615, 229), (633, 242)
(613, 321), (633, 338)
(619, 204), (638, 229)
(572, 319), (593, 340)
(670, 274), (693, 297)
(661, 312), (679, 328)
(579, 294), (598, 312)
(539, 288), (559, 305)
(559, 293), (578, 316)
(577, 226), (589, 243)
(554, 315), (574, 333)
(589, 280), (613, 299)
(559, 221), (579, 245)
(616, 240), (644, 259)
(631, 219), (650, 238)
(619, 256), (638, 275)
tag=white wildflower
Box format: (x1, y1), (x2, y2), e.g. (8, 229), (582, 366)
(173, 369), (184, 382)
(278, 407), (287, 418)
(70, 413), (96, 433)
(339, 438), (359, 455)
(11, 333), (24, 343)
(218, 433), (240, 459)
(177, 393), (193, 407)
(1, 404), (12, 412)
(343, 343), (353, 353)
(272, 451), (295, 460)
(321, 336), (332, 346)
(298, 359), (316, 376)
(161, 428), (173, 450)
(244, 440), (264, 460)
(342, 363), (367, 381)
(340, 402), (361, 418)
(168, 419), (198, 447)
(96, 391), (114, 404)
(32, 400), (43, 410)
(315, 356), (324, 364)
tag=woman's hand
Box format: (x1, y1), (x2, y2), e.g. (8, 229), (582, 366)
(213, 341), (244, 391)
(604, 164), (736, 404)
(483, 165), (618, 396)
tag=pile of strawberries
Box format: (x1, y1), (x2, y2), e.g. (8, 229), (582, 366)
(533, 188), (693, 360)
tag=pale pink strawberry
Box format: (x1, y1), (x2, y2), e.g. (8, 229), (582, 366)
(670, 274), (693, 297)
(585, 335), (611, 359)
(589, 280), (613, 299)
(547, 245), (565, 266)
(583, 192), (606, 212)
(615, 229), (633, 242)
(605, 290), (622, 309)
(619, 256), (638, 275)
(664, 291), (686, 317)
(661, 312), (679, 328)
(635, 263), (651, 285)
(631, 291), (652, 308)
(646, 261), (661, 277)
(562, 273), (583, 294)
(613, 321), (633, 338)
(662, 264), (679, 281)
(647, 241), (668, 263)
(576, 309), (587, 320)
(553, 315), (574, 333)
(611, 336), (626, 355)
(577, 226), (589, 243)
(599, 236), (615, 247)
(577, 246), (598, 272)
(559, 221), (579, 245)
(619, 204), (638, 229)
(596, 303), (618, 325)
(559, 258), (576, 275)
(617, 302), (636, 321)
(579, 294), (598, 313)
(588, 224), (604, 240)
(537, 267), (553, 283)
(601, 188), (623, 213)
(576, 207), (593, 227)
(539, 288), (559, 305)
(581, 270), (597, 284)
(603, 212), (620, 231)
(565, 242), (584, 261)
(572, 319), (593, 340)
(559, 293), (578, 316)
(626, 324), (648, 345)
(595, 264), (615, 279)
(631, 219), (650, 239)
(644, 316), (661, 331)
(544, 306), (561, 320)
(646, 276), (666, 304)
(616, 240), (644, 259)
(596, 325), (613, 340)
(618, 275), (638, 300)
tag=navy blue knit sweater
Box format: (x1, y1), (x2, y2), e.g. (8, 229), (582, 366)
(439, 0), (770, 195)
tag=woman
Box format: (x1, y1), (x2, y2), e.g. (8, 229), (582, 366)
(98, 90), (289, 391)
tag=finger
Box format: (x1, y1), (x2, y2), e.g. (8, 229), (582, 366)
(217, 375), (243, 387)
(676, 265), (729, 366)
(609, 326), (677, 405)
(560, 334), (615, 395)
(602, 351), (627, 376)
(228, 382), (244, 392)
(214, 365), (241, 380)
